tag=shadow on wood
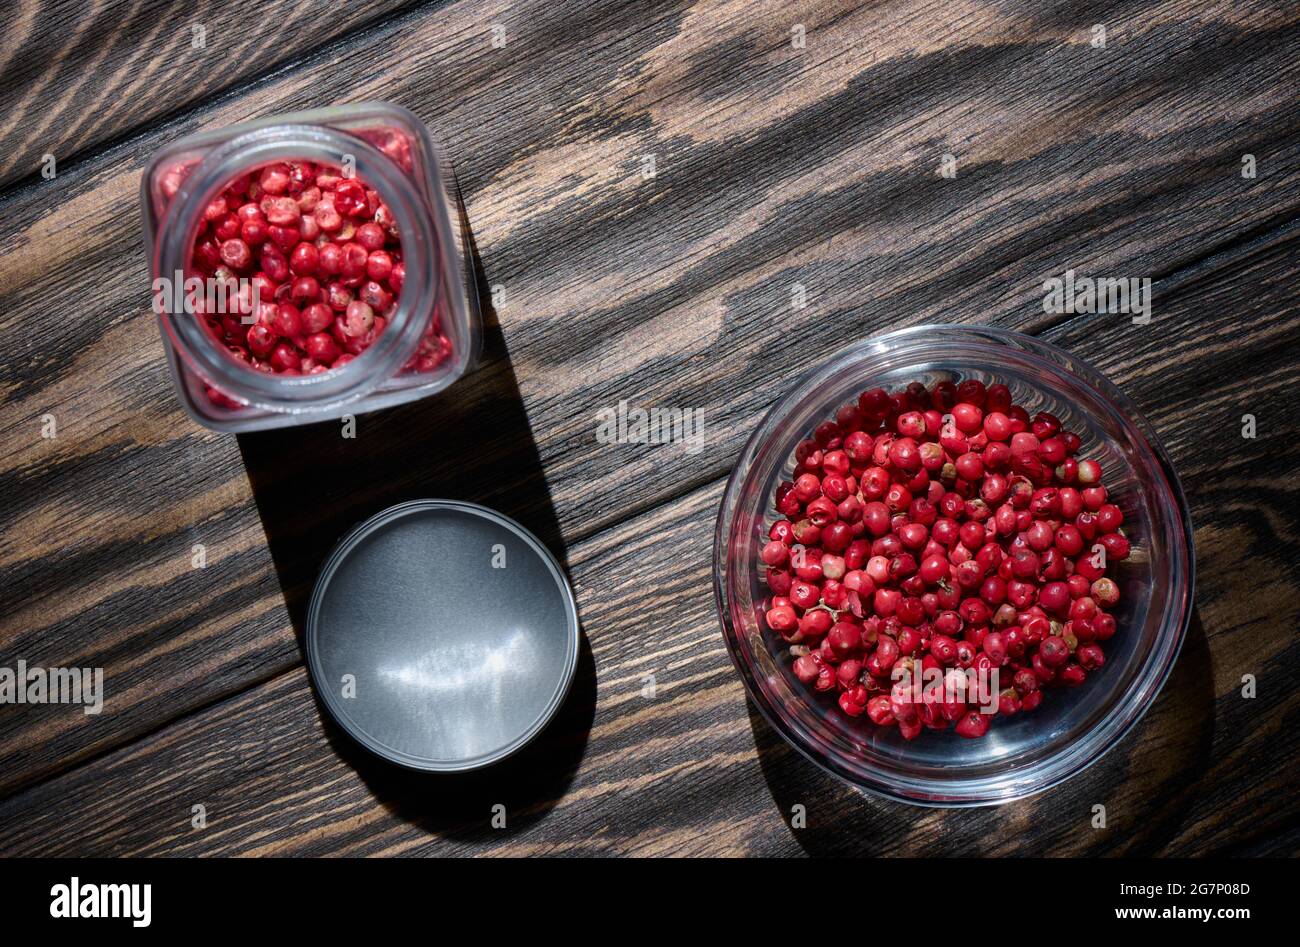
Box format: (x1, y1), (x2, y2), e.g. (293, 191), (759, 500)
(237, 205), (595, 833)
(1086, 607), (1216, 855)
(313, 634), (596, 842)
(237, 205), (569, 640)
(744, 699), (893, 856)
(745, 609), (1215, 856)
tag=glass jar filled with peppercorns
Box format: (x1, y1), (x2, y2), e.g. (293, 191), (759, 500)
(141, 102), (479, 432)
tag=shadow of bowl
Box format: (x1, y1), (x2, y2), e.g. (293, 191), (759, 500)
(747, 609), (1215, 856)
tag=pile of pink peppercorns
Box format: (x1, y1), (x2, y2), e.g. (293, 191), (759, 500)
(761, 378), (1130, 739)
(183, 159), (450, 407)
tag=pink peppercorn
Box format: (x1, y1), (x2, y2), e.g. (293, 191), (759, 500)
(183, 158), (451, 399)
(762, 378), (1132, 741)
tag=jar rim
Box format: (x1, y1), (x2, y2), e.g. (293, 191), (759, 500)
(151, 123), (439, 413)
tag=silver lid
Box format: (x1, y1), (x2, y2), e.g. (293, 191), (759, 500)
(306, 499), (580, 771)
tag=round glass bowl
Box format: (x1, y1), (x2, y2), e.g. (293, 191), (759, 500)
(713, 324), (1194, 806)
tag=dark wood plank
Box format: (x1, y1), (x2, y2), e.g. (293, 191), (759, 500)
(0, 0), (420, 190)
(2, 222), (1294, 856)
(2, 0), (1298, 802)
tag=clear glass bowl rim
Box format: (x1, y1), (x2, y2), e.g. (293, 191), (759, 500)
(712, 323), (1195, 806)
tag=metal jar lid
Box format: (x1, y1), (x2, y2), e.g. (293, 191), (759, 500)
(306, 499), (579, 772)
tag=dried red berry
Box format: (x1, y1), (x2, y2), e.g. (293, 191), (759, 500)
(183, 158), (447, 405)
(762, 377), (1131, 741)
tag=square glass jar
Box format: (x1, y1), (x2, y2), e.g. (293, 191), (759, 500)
(141, 102), (480, 432)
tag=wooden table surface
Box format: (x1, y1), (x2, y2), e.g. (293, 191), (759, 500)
(1, 0), (1297, 857)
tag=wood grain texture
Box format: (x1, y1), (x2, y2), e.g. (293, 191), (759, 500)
(0, 0), (1298, 850)
(0, 0), (421, 190)
(1, 221), (1295, 856)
